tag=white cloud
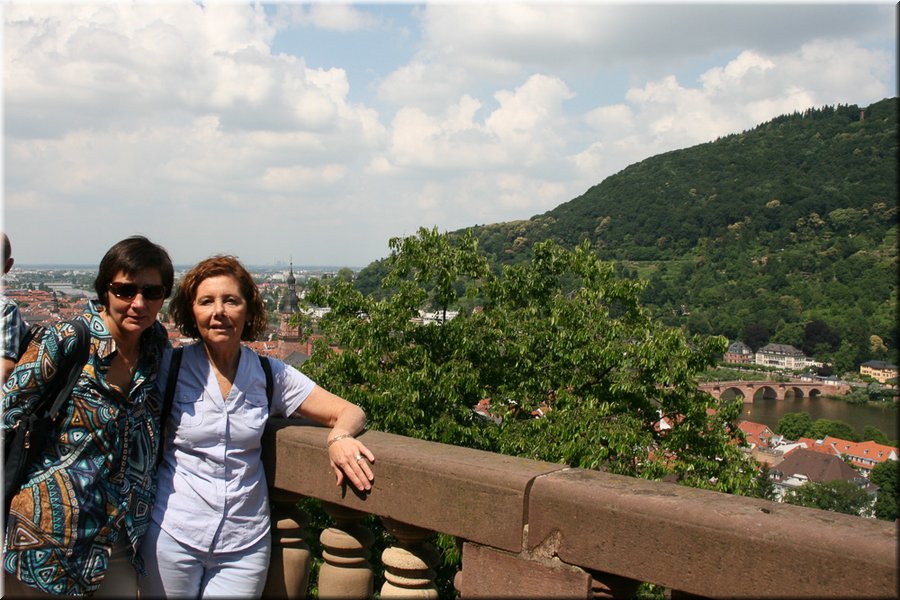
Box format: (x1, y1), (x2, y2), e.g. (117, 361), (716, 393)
(782, 39), (893, 105)
(700, 51), (776, 93)
(626, 75), (728, 141)
(306, 4), (381, 32)
(3, 3), (373, 137)
(386, 97), (492, 169)
(384, 74), (574, 175)
(486, 74), (574, 155)
(261, 163), (348, 190)
(583, 104), (635, 137)
(377, 59), (469, 113)
(274, 4), (382, 33)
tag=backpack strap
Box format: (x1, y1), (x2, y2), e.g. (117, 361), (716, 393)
(45, 319), (91, 420)
(162, 347), (184, 418)
(158, 347), (184, 463)
(17, 324), (47, 361)
(259, 355), (274, 411)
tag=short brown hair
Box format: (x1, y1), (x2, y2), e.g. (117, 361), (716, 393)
(170, 255), (268, 341)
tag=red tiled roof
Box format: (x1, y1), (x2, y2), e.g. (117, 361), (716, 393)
(797, 436), (898, 470)
(797, 437), (830, 453)
(738, 420), (773, 448)
(739, 420), (772, 436)
(850, 440), (899, 460)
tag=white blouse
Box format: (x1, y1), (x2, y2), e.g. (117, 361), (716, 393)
(151, 343), (315, 552)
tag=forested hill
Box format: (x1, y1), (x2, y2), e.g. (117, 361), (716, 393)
(356, 98), (897, 371)
(472, 98), (896, 264)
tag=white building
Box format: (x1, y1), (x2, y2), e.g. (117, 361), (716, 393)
(755, 343), (820, 371)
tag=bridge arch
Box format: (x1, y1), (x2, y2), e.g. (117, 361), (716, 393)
(718, 387), (747, 403)
(784, 386), (805, 401)
(752, 386), (778, 401)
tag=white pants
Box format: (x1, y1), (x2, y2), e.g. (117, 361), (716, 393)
(139, 521), (270, 599)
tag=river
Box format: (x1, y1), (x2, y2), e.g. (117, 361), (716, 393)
(738, 395), (897, 441)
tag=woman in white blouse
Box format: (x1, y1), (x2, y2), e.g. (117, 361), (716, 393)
(140, 255), (374, 599)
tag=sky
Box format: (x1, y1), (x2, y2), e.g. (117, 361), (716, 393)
(1, 1), (896, 268)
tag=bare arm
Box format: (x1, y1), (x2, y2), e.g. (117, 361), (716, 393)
(292, 386), (374, 491)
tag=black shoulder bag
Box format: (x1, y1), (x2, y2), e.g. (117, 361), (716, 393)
(3, 319), (90, 514)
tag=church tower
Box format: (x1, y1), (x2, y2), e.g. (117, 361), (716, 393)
(279, 262), (301, 342)
(50, 290), (60, 316)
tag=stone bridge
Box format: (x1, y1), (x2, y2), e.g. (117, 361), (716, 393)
(699, 379), (852, 402)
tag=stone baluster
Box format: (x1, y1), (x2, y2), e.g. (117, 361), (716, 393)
(264, 489), (312, 600)
(380, 518), (440, 599)
(317, 503), (375, 599)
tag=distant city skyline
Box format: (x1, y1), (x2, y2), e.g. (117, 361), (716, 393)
(2, 2), (896, 267)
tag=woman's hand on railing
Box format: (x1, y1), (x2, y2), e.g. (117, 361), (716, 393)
(327, 436), (375, 491)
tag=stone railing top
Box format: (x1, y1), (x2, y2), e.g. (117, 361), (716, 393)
(528, 468), (896, 598)
(264, 420), (567, 552)
(264, 422), (898, 598)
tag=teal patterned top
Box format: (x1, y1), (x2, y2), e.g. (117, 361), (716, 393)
(2, 301), (168, 596)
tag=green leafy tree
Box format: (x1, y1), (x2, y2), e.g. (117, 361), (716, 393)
(384, 226), (490, 322)
(870, 460), (899, 496)
(801, 319), (841, 356)
(785, 480), (872, 517)
(751, 464), (777, 502)
(830, 339), (864, 376)
(866, 381), (889, 402)
(776, 412), (813, 440)
(335, 267), (355, 282)
(809, 419), (859, 442)
(862, 425), (890, 445)
(307, 230), (755, 494)
(869, 334), (888, 356)
(287, 310), (313, 338)
(870, 460), (899, 521)
(743, 322), (770, 352)
(773, 320), (804, 349)
(842, 388), (870, 405)
(873, 490), (898, 522)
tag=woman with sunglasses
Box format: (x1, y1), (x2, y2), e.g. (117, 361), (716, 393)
(139, 256), (373, 599)
(2, 235), (173, 598)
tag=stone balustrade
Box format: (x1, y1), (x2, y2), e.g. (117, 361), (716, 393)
(262, 421), (898, 599)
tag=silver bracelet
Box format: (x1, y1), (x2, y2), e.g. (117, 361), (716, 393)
(327, 434), (354, 448)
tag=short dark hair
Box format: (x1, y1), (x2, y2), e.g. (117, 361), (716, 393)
(170, 255), (268, 341)
(94, 236), (174, 307)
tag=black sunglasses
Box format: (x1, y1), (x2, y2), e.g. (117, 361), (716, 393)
(108, 282), (167, 301)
